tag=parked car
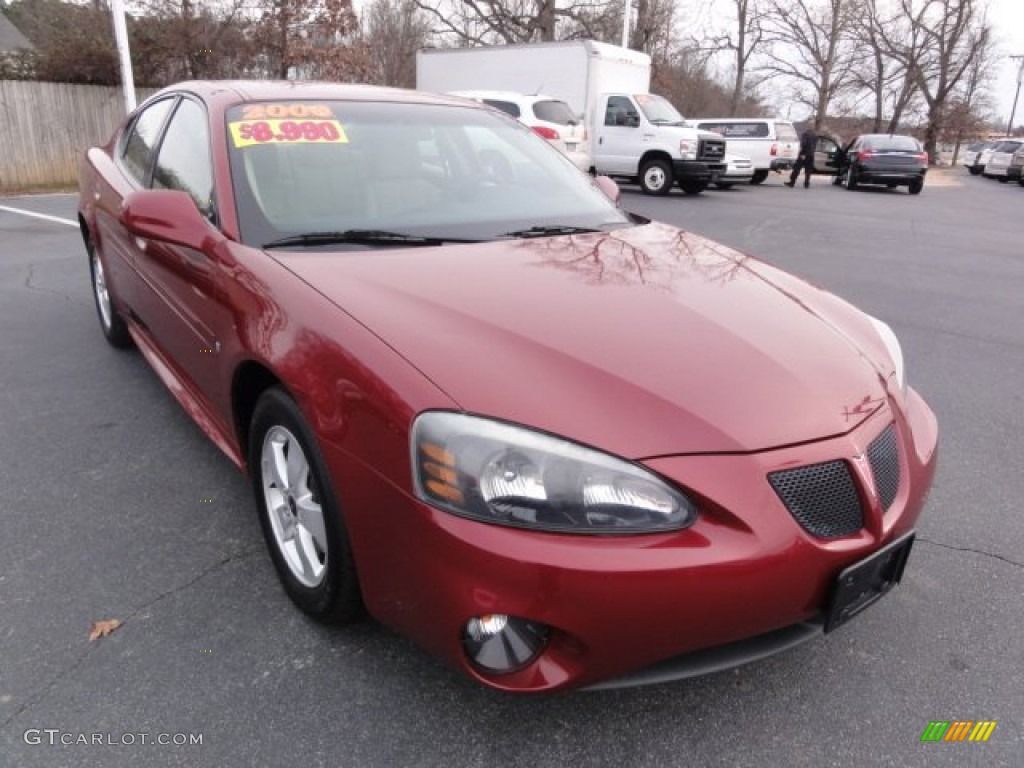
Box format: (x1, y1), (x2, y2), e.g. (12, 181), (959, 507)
(688, 117), (799, 184)
(961, 141), (993, 174)
(981, 140), (1024, 181)
(78, 80), (938, 693)
(714, 153), (755, 188)
(970, 143), (1002, 176)
(450, 90), (591, 172)
(818, 134), (927, 194)
(1007, 145), (1024, 185)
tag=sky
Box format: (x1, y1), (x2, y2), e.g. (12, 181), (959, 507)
(988, 0), (1024, 130)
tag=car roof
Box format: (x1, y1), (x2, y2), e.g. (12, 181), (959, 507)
(144, 80), (477, 113)
(856, 133), (919, 141)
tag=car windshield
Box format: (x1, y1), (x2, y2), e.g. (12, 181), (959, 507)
(994, 141), (1022, 153)
(634, 94), (685, 125)
(862, 135), (921, 152)
(225, 100), (630, 248)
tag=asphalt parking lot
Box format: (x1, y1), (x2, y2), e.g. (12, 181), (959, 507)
(1, 171), (1021, 767)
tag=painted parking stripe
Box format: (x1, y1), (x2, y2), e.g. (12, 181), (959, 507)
(0, 204), (78, 228)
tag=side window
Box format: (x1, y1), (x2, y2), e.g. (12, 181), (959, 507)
(482, 100), (521, 118)
(121, 99), (176, 184)
(605, 96), (639, 127)
(152, 99), (214, 218)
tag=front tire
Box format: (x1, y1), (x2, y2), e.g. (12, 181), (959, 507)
(88, 241), (132, 349)
(968, 166), (982, 175)
(639, 158), (673, 196)
(250, 388), (363, 624)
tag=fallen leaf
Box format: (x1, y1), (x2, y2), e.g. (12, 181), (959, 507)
(88, 619), (123, 642)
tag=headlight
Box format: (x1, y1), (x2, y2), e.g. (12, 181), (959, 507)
(411, 412), (695, 534)
(868, 316), (907, 396)
(679, 140), (697, 160)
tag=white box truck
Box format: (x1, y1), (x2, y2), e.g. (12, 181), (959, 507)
(416, 40), (727, 195)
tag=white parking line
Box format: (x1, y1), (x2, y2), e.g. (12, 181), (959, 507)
(0, 204), (78, 228)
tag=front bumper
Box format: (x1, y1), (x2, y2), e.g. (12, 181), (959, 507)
(673, 160), (727, 182)
(335, 389), (938, 693)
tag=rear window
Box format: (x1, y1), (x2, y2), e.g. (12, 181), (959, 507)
(775, 122), (798, 141)
(532, 99), (577, 125)
(994, 141), (1023, 153)
(697, 122), (770, 138)
(863, 136), (921, 152)
(482, 100), (521, 119)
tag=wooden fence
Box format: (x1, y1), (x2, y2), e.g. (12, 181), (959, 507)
(0, 81), (157, 191)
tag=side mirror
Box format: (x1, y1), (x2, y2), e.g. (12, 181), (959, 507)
(594, 175), (621, 204)
(122, 189), (219, 252)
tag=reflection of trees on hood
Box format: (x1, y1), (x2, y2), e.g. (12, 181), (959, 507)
(526, 226), (750, 291)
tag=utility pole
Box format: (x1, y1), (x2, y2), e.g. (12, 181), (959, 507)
(110, 0), (136, 114)
(1007, 55), (1024, 137)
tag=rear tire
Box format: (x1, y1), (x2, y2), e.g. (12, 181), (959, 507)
(87, 240), (132, 349)
(750, 170), (769, 185)
(714, 182), (735, 190)
(250, 388), (363, 624)
(845, 166), (858, 190)
(639, 158), (673, 196)
(968, 166), (982, 175)
(908, 179), (924, 195)
(997, 177), (1009, 183)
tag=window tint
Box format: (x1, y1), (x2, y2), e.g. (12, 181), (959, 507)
(697, 122), (769, 138)
(994, 141), (1023, 153)
(122, 98), (176, 184)
(482, 100), (521, 118)
(605, 96), (639, 126)
(533, 100), (576, 125)
(775, 122), (798, 141)
(862, 135), (921, 152)
(153, 99), (214, 216)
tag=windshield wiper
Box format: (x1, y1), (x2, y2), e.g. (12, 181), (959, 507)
(262, 230), (479, 249)
(501, 225), (604, 239)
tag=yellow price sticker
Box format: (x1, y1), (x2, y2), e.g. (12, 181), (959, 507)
(229, 119), (348, 148)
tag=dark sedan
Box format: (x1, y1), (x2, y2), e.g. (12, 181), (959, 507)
(826, 134), (928, 194)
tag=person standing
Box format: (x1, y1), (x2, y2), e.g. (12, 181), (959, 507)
(785, 125), (818, 188)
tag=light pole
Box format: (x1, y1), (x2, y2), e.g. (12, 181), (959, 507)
(110, 0), (136, 114)
(1007, 55), (1024, 137)
(621, 0), (630, 48)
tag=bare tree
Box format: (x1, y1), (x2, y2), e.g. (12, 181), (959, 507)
(851, 0), (921, 132)
(886, 0), (992, 162)
(711, 0), (769, 116)
(760, 0), (859, 128)
(362, 0), (431, 87)
(254, 0), (370, 81)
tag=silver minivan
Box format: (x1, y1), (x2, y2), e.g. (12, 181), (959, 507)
(688, 118), (799, 184)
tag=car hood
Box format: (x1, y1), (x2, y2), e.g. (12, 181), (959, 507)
(275, 222), (893, 458)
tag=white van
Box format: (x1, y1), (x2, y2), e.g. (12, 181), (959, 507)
(688, 118), (799, 184)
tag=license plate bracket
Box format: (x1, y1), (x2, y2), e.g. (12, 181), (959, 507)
(824, 532), (915, 633)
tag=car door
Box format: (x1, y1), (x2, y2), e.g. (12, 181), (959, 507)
(134, 97), (234, 414)
(594, 95), (643, 175)
(814, 136), (844, 175)
(95, 97), (178, 314)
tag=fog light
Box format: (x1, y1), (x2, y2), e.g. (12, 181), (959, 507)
(463, 614), (549, 673)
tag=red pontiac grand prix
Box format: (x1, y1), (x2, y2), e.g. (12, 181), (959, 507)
(77, 81), (938, 692)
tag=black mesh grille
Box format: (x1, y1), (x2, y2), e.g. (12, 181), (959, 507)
(867, 424), (900, 512)
(769, 461), (863, 538)
(699, 138), (726, 161)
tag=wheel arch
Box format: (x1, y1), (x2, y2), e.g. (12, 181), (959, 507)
(639, 149), (674, 171)
(232, 360), (290, 467)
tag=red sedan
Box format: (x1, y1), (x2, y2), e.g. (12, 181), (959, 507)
(78, 81), (938, 692)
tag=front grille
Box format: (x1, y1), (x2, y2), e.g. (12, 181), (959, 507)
(769, 461), (863, 538)
(699, 139), (726, 161)
(867, 424), (900, 512)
